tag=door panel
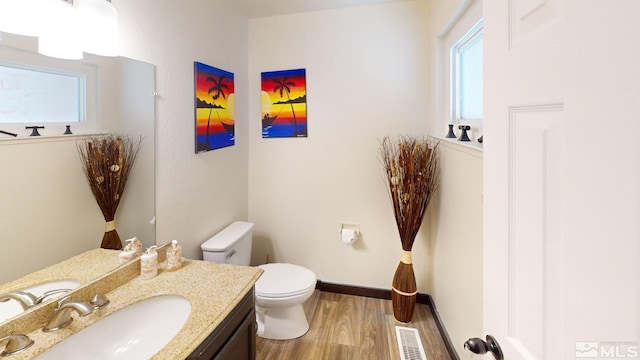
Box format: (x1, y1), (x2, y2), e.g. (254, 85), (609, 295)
(508, 105), (565, 359)
(484, 0), (640, 359)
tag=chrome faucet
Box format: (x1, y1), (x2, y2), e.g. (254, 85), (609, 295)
(0, 288), (73, 311)
(42, 296), (94, 332)
(0, 291), (37, 310)
(34, 289), (72, 305)
(0, 334), (34, 356)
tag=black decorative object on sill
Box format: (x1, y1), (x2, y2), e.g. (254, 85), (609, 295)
(458, 125), (471, 142)
(0, 130), (18, 137)
(446, 124), (456, 138)
(64, 125), (73, 135)
(478, 135), (483, 143)
(26, 126), (44, 136)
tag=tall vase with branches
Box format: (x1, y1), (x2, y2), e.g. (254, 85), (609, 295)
(379, 136), (440, 323)
(77, 134), (142, 250)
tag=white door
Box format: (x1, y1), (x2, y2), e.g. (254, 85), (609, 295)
(481, 0), (640, 359)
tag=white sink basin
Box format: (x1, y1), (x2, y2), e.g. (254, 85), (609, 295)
(0, 279), (80, 322)
(37, 295), (191, 360)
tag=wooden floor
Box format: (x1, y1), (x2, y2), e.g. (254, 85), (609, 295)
(256, 290), (453, 360)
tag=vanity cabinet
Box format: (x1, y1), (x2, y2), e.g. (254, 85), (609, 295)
(187, 288), (256, 360)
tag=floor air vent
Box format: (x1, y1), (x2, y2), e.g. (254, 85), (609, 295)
(395, 326), (428, 360)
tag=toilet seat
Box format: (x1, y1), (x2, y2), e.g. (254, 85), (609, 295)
(256, 263), (316, 299)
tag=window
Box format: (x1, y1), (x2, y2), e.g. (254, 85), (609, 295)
(0, 45), (97, 137)
(0, 62), (86, 124)
(440, 0), (483, 142)
(451, 20), (483, 123)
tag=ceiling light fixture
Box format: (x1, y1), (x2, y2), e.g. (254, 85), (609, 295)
(78, 0), (119, 56)
(0, 0), (119, 60)
(38, 0), (83, 59)
(0, 0), (49, 37)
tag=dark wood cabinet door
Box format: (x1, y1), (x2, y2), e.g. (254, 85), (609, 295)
(187, 289), (255, 360)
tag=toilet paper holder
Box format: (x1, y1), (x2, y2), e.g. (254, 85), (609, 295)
(339, 222), (360, 245)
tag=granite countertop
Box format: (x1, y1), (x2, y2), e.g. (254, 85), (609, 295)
(0, 248), (121, 294)
(4, 249), (263, 359)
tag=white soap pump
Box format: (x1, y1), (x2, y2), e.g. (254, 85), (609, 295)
(140, 245), (159, 280)
(166, 240), (182, 272)
(119, 236), (143, 264)
(118, 243), (137, 264)
(126, 236), (143, 256)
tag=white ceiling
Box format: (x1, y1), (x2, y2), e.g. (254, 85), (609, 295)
(230, 0), (412, 18)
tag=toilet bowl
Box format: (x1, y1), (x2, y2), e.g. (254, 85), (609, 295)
(255, 263), (316, 340)
(201, 221), (317, 340)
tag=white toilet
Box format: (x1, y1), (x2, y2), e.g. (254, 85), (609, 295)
(201, 221), (317, 340)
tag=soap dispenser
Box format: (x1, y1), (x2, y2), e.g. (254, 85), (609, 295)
(118, 242), (137, 264)
(140, 245), (159, 280)
(166, 240), (182, 272)
(126, 236), (143, 256)
(119, 236), (143, 264)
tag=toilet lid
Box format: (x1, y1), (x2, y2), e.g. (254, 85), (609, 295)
(255, 263), (316, 298)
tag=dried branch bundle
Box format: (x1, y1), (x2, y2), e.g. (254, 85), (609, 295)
(380, 135), (440, 322)
(77, 134), (142, 249)
(379, 136), (440, 250)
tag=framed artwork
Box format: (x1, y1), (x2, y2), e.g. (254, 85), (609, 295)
(261, 68), (307, 138)
(194, 62), (235, 153)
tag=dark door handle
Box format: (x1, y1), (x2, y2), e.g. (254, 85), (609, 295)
(464, 335), (504, 360)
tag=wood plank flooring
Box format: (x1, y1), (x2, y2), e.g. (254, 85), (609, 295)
(256, 290), (454, 360)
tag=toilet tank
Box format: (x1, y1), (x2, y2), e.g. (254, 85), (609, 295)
(201, 221), (253, 265)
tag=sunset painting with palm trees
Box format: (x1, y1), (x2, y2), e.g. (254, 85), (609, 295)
(261, 68), (307, 138)
(194, 62), (235, 153)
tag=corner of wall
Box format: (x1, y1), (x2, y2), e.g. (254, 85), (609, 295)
(427, 0), (484, 357)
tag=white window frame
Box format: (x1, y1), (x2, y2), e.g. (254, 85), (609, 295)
(450, 19), (483, 124)
(0, 45), (98, 137)
(0, 61), (87, 123)
(438, 0), (483, 142)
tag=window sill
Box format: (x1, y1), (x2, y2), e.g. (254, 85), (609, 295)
(435, 135), (483, 158)
(0, 132), (107, 146)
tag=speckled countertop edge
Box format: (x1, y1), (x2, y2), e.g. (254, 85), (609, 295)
(0, 248), (123, 337)
(0, 249), (121, 294)
(0, 242), (171, 338)
(6, 250), (263, 360)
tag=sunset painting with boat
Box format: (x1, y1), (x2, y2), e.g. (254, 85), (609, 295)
(194, 62), (235, 153)
(261, 68), (307, 138)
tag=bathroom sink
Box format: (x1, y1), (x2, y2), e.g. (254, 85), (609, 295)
(0, 279), (80, 322)
(36, 295), (191, 360)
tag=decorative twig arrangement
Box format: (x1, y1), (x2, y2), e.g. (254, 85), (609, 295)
(379, 135), (440, 323)
(77, 134), (142, 250)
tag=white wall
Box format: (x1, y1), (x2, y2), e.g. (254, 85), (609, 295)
(0, 138), (103, 283)
(428, 142), (483, 358)
(427, 0), (484, 357)
(115, 0), (250, 260)
(247, 1), (433, 290)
